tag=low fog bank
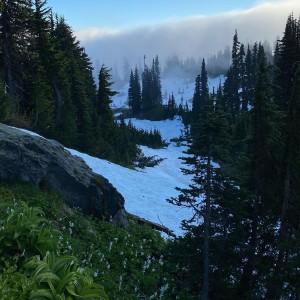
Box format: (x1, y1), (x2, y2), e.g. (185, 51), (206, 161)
(76, 0), (299, 82)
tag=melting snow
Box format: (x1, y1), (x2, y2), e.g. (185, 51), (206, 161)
(68, 117), (193, 236)
(12, 77), (224, 236)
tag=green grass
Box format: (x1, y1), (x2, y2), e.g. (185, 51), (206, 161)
(0, 180), (185, 299)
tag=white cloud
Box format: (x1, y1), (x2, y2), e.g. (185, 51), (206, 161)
(76, 27), (121, 41)
(76, 0), (299, 72)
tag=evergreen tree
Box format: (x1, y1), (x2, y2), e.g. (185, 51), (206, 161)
(167, 92), (176, 119)
(236, 55), (280, 298)
(26, 0), (54, 132)
(192, 73), (201, 120)
(274, 14), (300, 112)
(266, 62), (300, 299)
(231, 30), (240, 69)
(141, 56), (162, 115)
(128, 66), (141, 115)
(200, 59), (209, 106)
(231, 30), (241, 117)
(51, 18), (72, 120)
(222, 31), (241, 119)
(244, 45), (253, 109)
(238, 43), (246, 110)
(0, 0), (32, 100)
(152, 55), (162, 106)
(141, 65), (153, 112)
(96, 65), (117, 141)
(69, 50), (93, 151)
(128, 69), (135, 109)
(169, 96), (231, 300)
(192, 59), (209, 123)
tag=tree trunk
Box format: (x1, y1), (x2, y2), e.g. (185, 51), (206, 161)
(3, 38), (15, 98)
(237, 155), (261, 298)
(201, 134), (212, 300)
(265, 164), (290, 299)
(52, 79), (62, 127)
(236, 196), (258, 299)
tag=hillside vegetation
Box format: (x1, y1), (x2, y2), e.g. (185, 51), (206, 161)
(0, 180), (186, 299)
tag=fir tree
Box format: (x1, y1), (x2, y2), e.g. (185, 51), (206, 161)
(141, 65), (153, 112)
(238, 43), (246, 110)
(231, 30), (240, 69)
(222, 31), (242, 120)
(169, 96), (231, 300)
(236, 55), (280, 298)
(141, 56), (162, 115)
(26, 0), (54, 132)
(152, 55), (162, 106)
(274, 14), (300, 112)
(128, 66), (141, 115)
(96, 65), (117, 141)
(167, 92), (176, 119)
(244, 44), (253, 109)
(0, 0), (32, 100)
(266, 61), (300, 299)
(192, 73), (201, 120)
(192, 58), (209, 123)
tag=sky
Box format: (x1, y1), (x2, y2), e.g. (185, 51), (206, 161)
(48, 0), (258, 31)
(47, 0), (299, 77)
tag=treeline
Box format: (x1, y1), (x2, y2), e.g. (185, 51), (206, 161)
(169, 14), (300, 299)
(163, 49), (231, 79)
(124, 119), (166, 149)
(128, 56), (164, 119)
(128, 56), (186, 120)
(0, 0), (164, 166)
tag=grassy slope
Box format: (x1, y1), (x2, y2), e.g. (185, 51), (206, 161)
(0, 180), (188, 299)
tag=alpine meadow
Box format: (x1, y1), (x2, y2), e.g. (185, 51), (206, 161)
(0, 1), (299, 299)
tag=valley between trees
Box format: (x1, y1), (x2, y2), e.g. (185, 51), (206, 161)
(0, 1), (299, 299)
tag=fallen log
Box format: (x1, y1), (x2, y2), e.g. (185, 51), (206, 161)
(129, 213), (176, 237)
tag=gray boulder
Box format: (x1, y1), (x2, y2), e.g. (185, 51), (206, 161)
(0, 123), (128, 227)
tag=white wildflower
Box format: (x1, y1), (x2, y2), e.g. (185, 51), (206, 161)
(159, 284), (169, 298)
(109, 241), (113, 252)
(118, 275), (123, 292)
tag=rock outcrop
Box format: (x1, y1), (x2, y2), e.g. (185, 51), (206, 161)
(0, 123), (128, 227)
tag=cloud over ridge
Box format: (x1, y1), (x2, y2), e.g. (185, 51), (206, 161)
(77, 0), (299, 71)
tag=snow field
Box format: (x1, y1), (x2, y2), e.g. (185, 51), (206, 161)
(111, 76), (224, 109)
(68, 117), (193, 236)
(16, 77), (224, 236)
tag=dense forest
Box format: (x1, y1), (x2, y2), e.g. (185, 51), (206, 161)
(167, 15), (300, 299)
(127, 13), (300, 299)
(0, 0), (299, 299)
(0, 0), (164, 166)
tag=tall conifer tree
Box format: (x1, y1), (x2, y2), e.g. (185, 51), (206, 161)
(169, 94), (231, 300)
(192, 59), (209, 124)
(128, 66), (141, 115)
(97, 65), (117, 140)
(0, 0), (32, 100)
